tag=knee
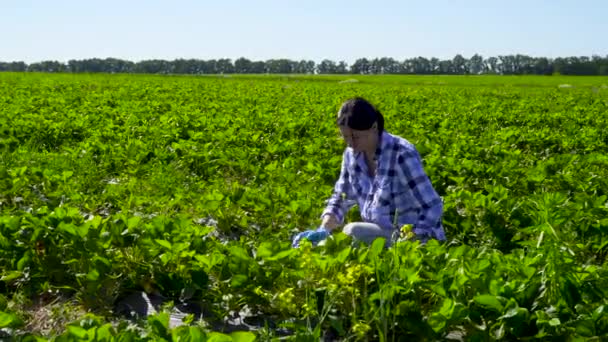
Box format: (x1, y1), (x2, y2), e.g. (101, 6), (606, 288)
(342, 222), (360, 237)
(342, 222), (354, 236)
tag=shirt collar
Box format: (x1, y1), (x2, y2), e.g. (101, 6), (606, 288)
(375, 130), (388, 160)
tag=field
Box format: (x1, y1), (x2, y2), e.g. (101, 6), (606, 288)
(1, 72), (607, 341)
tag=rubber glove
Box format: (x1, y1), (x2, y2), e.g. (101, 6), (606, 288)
(292, 227), (330, 248)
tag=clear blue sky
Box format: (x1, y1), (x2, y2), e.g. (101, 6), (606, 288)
(2, 0), (607, 63)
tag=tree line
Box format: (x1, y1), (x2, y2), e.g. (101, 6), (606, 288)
(1, 54), (608, 75)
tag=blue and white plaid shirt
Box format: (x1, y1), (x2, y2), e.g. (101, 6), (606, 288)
(322, 131), (446, 241)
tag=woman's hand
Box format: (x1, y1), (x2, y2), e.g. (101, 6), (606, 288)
(291, 215), (341, 248)
(292, 227), (330, 247)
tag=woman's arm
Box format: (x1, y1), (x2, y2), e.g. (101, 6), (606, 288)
(320, 151), (357, 231)
(396, 148), (444, 240)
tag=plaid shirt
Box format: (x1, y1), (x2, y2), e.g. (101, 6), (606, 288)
(322, 131), (446, 241)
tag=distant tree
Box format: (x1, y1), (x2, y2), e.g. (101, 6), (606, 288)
(401, 58), (414, 74)
(499, 55), (516, 74)
(317, 59), (337, 74)
(484, 57), (499, 74)
(134, 59), (170, 74)
(429, 58), (440, 74)
(350, 58), (371, 74)
(596, 55), (608, 75)
(27, 60), (67, 73)
(533, 57), (553, 75)
(101, 58), (133, 73)
(291, 60), (315, 74)
(452, 54), (468, 74)
(15, 62), (28, 72)
(250, 61), (266, 73)
(216, 58), (234, 73)
(67, 58), (107, 73)
(467, 54), (484, 75)
(171, 58), (198, 74)
(205, 59), (219, 74)
(412, 57), (431, 74)
(511, 54), (535, 74)
(234, 57), (252, 73)
(369, 58), (382, 74)
(438, 59), (453, 74)
(67, 59), (85, 73)
(336, 61), (349, 74)
(265, 59), (293, 73)
(3, 54), (608, 75)
(305, 60), (316, 74)
(385, 57), (402, 74)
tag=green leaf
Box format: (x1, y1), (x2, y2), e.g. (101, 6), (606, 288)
(439, 298), (455, 318)
(0, 295), (7, 311)
(1, 271), (23, 282)
(231, 274), (248, 288)
(159, 253), (171, 266)
(474, 295), (504, 313)
(17, 252), (31, 271)
(492, 322), (506, 340)
(95, 323), (114, 341)
(86, 268), (100, 281)
(86, 215), (103, 229)
(357, 249), (369, 263)
(431, 283), (447, 297)
(548, 318), (561, 326)
(172, 326), (206, 341)
(68, 325), (89, 339)
(230, 246), (251, 261)
(231, 331), (256, 342)
(207, 332), (233, 342)
(474, 259), (491, 272)
(499, 307), (529, 323)
(93, 255), (111, 268)
(592, 305), (604, 320)
(256, 242), (274, 259)
(148, 312), (170, 339)
(63, 259), (80, 265)
(266, 249), (295, 261)
(188, 326), (206, 340)
(59, 222), (78, 236)
(368, 237), (385, 260)
(428, 312), (447, 333)
(155, 239), (172, 250)
(335, 247), (351, 264)
(575, 319), (595, 337)
(0, 311), (22, 328)
(128, 216), (141, 230)
(76, 224), (89, 238)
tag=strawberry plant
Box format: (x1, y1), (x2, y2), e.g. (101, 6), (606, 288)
(0, 72), (607, 340)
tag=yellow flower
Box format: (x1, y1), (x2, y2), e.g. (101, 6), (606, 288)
(400, 224), (415, 240)
(273, 287), (298, 314)
(302, 303), (317, 317)
(352, 321), (371, 338)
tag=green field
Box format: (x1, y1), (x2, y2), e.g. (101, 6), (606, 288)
(1, 73), (608, 341)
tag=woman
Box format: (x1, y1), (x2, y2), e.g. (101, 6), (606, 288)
(292, 97), (446, 247)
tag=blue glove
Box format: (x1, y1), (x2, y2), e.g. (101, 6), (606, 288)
(292, 227), (330, 248)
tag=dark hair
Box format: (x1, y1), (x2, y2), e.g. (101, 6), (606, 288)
(336, 97), (384, 136)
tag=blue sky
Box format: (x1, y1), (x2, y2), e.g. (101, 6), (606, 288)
(2, 0), (607, 63)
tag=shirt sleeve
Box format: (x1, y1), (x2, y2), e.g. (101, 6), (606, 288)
(395, 147), (444, 240)
(321, 150), (358, 224)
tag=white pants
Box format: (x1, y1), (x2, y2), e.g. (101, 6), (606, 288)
(343, 222), (395, 247)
